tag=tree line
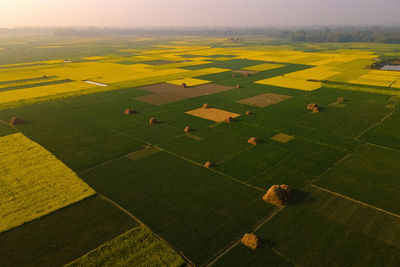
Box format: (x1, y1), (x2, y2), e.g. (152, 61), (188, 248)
(290, 27), (400, 44)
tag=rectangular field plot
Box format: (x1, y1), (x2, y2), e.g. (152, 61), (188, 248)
(255, 76), (322, 91)
(243, 63), (285, 72)
(232, 69), (259, 76)
(237, 93), (292, 108)
(246, 139), (346, 189)
(158, 127), (249, 164)
(0, 195), (137, 267)
(185, 107), (240, 122)
(167, 77), (210, 87)
(270, 133), (295, 143)
(215, 143), (290, 182)
(137, 83), (234, 105)
(81, 151), (273, 265)
(251, 185), (400, 266)
(314, 144), (400, 214)
(31, 123), (146, 173)
(0, 133), (95, 233)
(0, 81), (100, 106)
(66, 227), (184, 267)
(292, 104), (390, 139)
(360, 109), (400, 150)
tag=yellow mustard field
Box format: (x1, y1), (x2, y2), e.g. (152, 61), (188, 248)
(0, 133), (95, 233)
(167, 77), (210, 87)
(1, 41), (399, 106)
(285, 66), (339, 80)
(244, 63), (285, 71)
(0, 81), (99, 105)
(256, 76), (322, 91)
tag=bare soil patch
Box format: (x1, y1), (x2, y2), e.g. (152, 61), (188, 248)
(270, 133), (294, 143)
(137, 83), (234, 105)
(127, 146), (160, 160)
(238, 93), (292, 108)
(185, 108), (240, 122)
(185, 133), (202, 140)
(232, 69), (258, 76)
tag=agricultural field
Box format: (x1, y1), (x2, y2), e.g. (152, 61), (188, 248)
(1, 34), (400, 267)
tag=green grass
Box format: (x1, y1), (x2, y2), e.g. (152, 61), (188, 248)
(360, 108), (400, 150)
(31, 122), (146, 172)
(81, 151), (273, 265)
(66, 226), (184, 267)
(0, 195), (138, 267)
(122, 123), (183, 145)
(0, 121), (16, 137)
(314, 144), (400, 214)
(250, 185), (400, 266)
(158, 127), (250, 165)
(246, 138), (346, 189)
(215, 142), (290, 182)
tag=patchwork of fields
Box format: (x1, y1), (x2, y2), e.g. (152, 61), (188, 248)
(1, 36), (400, 266)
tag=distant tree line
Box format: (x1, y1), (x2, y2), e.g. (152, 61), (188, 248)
(290, 27), (400, 44)
(2, 26), (400, 44)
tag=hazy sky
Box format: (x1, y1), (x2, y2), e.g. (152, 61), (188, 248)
(1, 0), (400, 27)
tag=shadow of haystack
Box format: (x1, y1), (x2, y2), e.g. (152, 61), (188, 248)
(257, 237), (277, 248)
(287, 190), (316, 206)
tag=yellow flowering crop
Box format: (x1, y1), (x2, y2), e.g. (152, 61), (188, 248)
(285, 66), (339, 80)
(0, 133), (95, 233)
(167, 77), (211, 87)
(256, 76), (321, 91)
(0, 81), (98, 105)
(244, 63), (285, 72)
(83, 56), (107, 61)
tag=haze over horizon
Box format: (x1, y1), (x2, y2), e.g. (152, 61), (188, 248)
(1, 0), (400, 28)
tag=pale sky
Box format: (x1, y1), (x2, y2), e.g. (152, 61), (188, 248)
(1, 0), (400, 27)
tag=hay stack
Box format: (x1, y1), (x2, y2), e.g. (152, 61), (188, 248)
(204, 161), (213, 168)
(124, 108), (136, 115)
(225, 116), (233, 123)
(338, 97), (344, 103)
(311, 106), (320, 114)
(149, 117), (157, 125)
(9, 117), (23, 125)
(182, 83), (187, 88)
(184, 126), (191, 133)
(241, 233), (261, 249)
(307, 103), (318, 110)
(262, 184), (292, 206)
(248, 137), (258, 145)
(202, 103), (209, 109)
(245, 110), (251, 115)
(235, 84), (240, 88)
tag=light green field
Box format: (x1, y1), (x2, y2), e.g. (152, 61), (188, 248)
(66, 227), (184, 267)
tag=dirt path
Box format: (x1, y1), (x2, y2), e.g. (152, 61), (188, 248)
(98, 193), (195, 266)
(310, 184), (400, 219)
(354, 109), (395, 140)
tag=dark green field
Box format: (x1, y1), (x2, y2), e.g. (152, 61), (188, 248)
(0, 196), (138, 267)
